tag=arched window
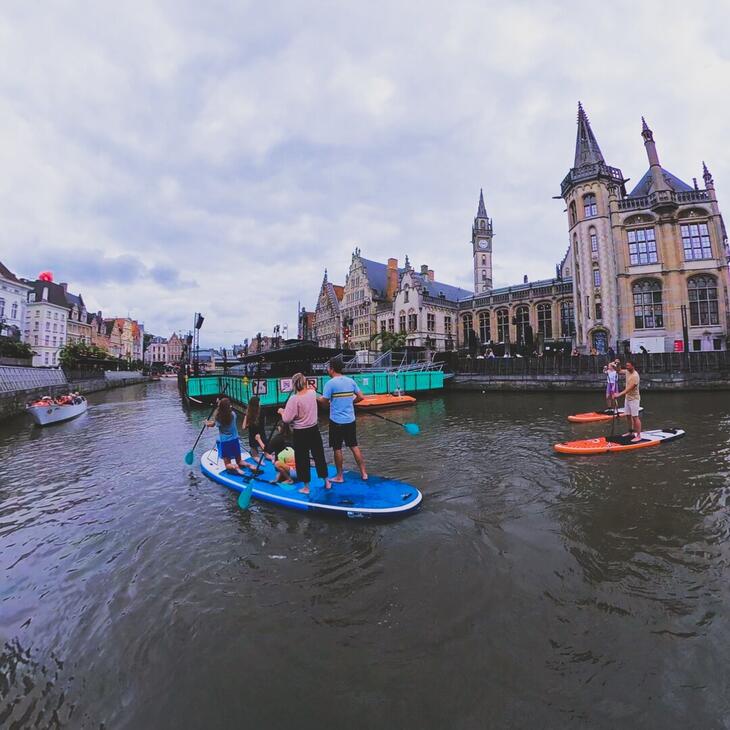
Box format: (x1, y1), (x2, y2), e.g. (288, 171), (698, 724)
(515, 305), (530, 345)
(592, 264), (601, 287)
(481, 255), (486, 265)
(569, 201), (577, 226)
(478, 311), (490, 343)
(537, 302), (552, 338)
(560, 300), (575, 337)
(594, 298), (602, 321)
(399, 311), (406, 333)
(688, 275), (719, 326)
(462, 313), (473, 343)
(583, 193), (597, 217)
(496, 308), (509, 342)
(632, 279), (663, 329)
(408, 309), (417, 332)
(590, 228), (598, 253)
(479, 220), (485, 229)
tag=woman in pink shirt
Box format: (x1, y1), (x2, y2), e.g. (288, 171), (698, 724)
(278, 373), (328, 495)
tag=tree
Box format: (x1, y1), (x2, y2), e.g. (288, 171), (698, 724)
(370, 330), (407, 353)
(58, 341), (111, 368)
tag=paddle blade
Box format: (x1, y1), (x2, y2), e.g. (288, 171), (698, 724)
(238, 484), (253, 509)
(184, 450), (195, 465)
(403, 423), (420, 435)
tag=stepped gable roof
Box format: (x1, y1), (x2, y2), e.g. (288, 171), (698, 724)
(628, 167), (693, 198)
(26, 279), (69, 308)
(416, 273), (472, 302)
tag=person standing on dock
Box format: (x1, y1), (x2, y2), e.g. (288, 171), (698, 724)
(278, 373), (328, 495)
(616, 361), (642, 442)
(319, 357), (368, 487)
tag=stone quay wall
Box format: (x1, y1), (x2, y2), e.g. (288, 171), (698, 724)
(450, 371), (730, 392)
(0, 366), (148, 421)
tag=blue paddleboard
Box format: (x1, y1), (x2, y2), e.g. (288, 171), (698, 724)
(200, 447), (422, 519)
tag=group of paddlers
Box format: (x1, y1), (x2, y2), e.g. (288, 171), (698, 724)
(206, 358), (367, 494)
(603, 360), (642, 442)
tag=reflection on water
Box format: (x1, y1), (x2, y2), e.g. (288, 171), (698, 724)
(1, 383), (730, 728)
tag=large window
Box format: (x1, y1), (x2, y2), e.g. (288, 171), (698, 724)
(11, 302), (17, 319)
(478, 311), (490, 343)
(627, 227), (658, 265)
(688, 275), (719, 326)
(399, 313), (406, 333)
(515, 306), (530, 345)
(496, 308), (509, 342)
(537, 302), (552, 338)
(595, 299), (602, 321)
(387, 318), (394, 333)
(583, 193), (597, 217)
(681, 223), (712, 261)
(462, 313), (473, 343)
(632, 279), (663, 329)
(427, 313), (435, 332)
(444, 316), (452, 336)
(560, 300), (575, 337)
(593, 265), (601, 287)
(590, 232), (598, 253)
(408, 313), (417, 332)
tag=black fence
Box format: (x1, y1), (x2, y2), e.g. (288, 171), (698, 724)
(446, 351), (730, 377)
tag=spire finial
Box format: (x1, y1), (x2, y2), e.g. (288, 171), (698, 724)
(641, 116), (654, 143)
(476, 188), (487, 218)
(404, 254), (411, 270)
(574, 102), (605, 168)
(703, 161), (713, 187)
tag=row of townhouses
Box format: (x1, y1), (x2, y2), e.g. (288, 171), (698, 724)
(0, 265), (146, 367)
(302, 105), (729, 354)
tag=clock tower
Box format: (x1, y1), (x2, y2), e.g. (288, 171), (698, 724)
(472, 188), (493, 293)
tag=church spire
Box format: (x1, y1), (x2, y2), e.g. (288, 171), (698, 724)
(703, 161), (714, 189)
(574, 102), (605, 168)
(476, 188), (487, 218)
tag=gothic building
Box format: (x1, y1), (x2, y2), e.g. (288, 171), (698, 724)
(312, 269), (344, 349)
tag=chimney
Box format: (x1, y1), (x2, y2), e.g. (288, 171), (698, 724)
(420, 264), (428, 275)
(523, 275), (528, 284)
(386, 258), (399, 300)
(428, 269), (435, 282)
(59, 282), (68, 293)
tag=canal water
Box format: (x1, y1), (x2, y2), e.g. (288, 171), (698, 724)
(1, 382), (729, 729)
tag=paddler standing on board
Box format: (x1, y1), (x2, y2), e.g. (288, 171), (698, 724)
(318, 357), (368, 488)
(616, 361), (642, 442)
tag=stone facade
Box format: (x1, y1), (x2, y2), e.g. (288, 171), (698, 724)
(312, 270), (344, 349)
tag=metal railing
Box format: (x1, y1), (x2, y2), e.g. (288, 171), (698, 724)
(0, 365), (67, 393)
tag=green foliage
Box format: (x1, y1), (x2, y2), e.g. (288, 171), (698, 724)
(58, 341), (110, 367)
(370, 330), (407, 353)
(0, 338), (34, 358)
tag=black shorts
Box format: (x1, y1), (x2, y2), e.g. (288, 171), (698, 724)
(329, 421), (357, 449)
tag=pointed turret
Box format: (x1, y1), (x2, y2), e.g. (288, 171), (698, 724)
(323, 267), (328, 281)
(703, 161), (714, 189)
(640, 116), (669, 192)
(476, 188), (487, 218)
(574, 102), (605, 168)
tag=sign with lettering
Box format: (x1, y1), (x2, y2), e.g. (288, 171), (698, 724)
(307, 377), (318, 392)
(279, 378), (293, 393)
(252, 380), (267, 396)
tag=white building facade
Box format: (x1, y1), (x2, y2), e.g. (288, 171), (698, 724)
(0, 261), (32, 339)
(24, 280), (69, 366)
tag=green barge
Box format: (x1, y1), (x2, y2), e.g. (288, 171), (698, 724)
(186, 370), (444, 407)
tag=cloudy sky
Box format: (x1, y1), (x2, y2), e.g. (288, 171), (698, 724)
(1, 1), (727, 346)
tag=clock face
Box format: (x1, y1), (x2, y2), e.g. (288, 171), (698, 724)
(478, 239), (489, 250)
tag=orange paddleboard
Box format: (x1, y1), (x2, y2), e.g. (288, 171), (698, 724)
(356, 394), (416, 409)
(554, 429), (684, 455)
(568, 407), (643, 423)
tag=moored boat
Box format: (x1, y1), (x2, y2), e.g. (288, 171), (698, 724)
(356, 394), (416, 409)
(27, 396), (88, 426)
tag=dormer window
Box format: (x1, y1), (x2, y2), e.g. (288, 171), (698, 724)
(583, 193), (597, 217)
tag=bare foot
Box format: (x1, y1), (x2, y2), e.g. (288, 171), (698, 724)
(329, 476), (345, 484)
(299, 486), (310, 495)
(282, 479), (295, 485)
(360, 471), (368, 481)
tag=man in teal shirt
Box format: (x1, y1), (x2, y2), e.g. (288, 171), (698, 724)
(318, 358), (368, 487)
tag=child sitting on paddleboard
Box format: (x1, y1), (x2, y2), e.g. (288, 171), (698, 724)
(205, 397), (247, 476)
(270, 446), (297, 485)
(264, 422), (292, 463)
(243, 396), (266, 458)
(603, 362), (619, 411)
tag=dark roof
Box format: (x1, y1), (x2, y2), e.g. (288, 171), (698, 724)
(0, 261), (25, 284)
(65, 291), (85, 310)
(416, 273), (472, 301)
(26, 279), (70, 309)
(360, 258), (408, 299)
(574, 102), (605, 168)
(628, 167), (693, 197)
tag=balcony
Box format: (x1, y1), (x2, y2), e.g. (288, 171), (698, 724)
(618, 188), (710, 213)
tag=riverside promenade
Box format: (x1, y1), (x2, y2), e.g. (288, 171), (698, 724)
(0, 365), (148, 420)
(445, 351), (730, 392)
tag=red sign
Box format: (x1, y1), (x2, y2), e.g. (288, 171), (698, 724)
(673, 339), (684, 353)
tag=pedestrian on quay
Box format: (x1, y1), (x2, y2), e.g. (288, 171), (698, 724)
(616, 361), (642, 442)
(205, 397), (247, 476)
(318, 357), (368, 488)
(278, 373), (328, 495)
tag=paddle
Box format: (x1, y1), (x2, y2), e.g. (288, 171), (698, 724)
(184, 382), (228, 465)
(359, 409), (420, 435)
